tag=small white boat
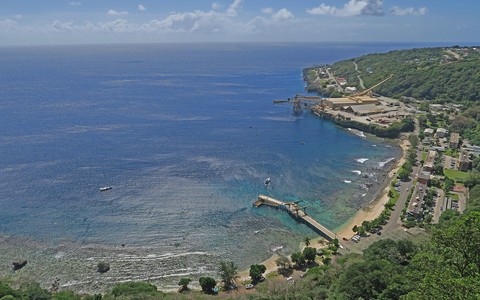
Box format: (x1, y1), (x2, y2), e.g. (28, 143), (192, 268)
(99, 186), (112, 192)
(264, 177), (271, 186)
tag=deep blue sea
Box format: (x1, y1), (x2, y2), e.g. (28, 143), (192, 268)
(0, 42), (411, 284)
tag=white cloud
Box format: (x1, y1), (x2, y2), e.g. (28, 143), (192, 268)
(390, 6), (427, 16)
(0, 19), (18, 31)
(212, 2), (223, 10)
(69, 2), (82, 6)
(51, 20), (73, 32)
(226, 0), (242, 17)
(143, 10), (226, 33)
(107, 9), (129, 16)
(307, 0), (383, 17)
(272, 9), (294, 22)
(262, 7), (273, 14)
(15, 14), (22, 19)
(138, 4), (146, 12)
(100, 19), (135, 32)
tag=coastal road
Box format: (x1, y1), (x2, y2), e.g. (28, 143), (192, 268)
(382, 182), (410, 233)
(382, 151), (422, 233)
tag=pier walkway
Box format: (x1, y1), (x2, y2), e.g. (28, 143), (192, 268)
(254, 195), (339, 242)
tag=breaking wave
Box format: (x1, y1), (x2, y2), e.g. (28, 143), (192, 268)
(356, 158), (369, 163)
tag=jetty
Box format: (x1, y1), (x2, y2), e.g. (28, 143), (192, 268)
(254, 195), (339, 242)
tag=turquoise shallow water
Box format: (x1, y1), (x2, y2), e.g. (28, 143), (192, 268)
(0, 43), (404, 285)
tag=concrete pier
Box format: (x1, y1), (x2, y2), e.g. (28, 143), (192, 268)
(254, 194), (338, 242)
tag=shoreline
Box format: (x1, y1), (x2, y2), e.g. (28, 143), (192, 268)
(241, 137), (409, 279)
(334, 137), (408, 239)
(0, 135), (408, 293)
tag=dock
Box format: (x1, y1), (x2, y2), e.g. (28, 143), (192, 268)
(254, 195), (338, 242)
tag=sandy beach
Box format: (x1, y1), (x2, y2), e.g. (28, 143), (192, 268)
(239, 138), (410, 279)
(334, 138), (409, 239)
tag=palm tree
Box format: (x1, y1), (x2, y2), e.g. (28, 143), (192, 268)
(304, 237), (311, 246)
(218, 261), (239, 289)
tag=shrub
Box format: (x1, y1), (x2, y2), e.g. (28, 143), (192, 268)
(199, 277), (217, 294)
(96, 262), (110, 273)
(111, 282), (160, 297)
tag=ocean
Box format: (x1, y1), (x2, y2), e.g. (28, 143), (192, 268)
(0, 42), (406, 289)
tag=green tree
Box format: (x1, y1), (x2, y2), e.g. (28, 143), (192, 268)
(199, 277), (217, 294)
(363, 239), (416, 265)
(433, 211), (480, 277)
(177, 278), (191, 292)
(275, 256), (291, 270)
(249, 264), (266, 283)
(407, 212), (480, 299)
(322, 256), (331, 266)
(304, 237), (311, 246)
(303, 247), (317, 262)
(291, 252), (306, 267)
(218, 261), (238, 288)
(397, 168), (411, 181)
(96, 261), (110, 273)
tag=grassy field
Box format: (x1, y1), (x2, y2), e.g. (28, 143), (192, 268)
(443, 168), (469, 181)
(421, 151), (427, 162)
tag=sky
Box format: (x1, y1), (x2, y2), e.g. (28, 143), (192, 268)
(1, 0), (479, 46)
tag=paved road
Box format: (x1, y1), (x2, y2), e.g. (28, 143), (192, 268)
(353, 61), (365, 89)
(457, 192), (466, 213)
(433, 188), (445, 223)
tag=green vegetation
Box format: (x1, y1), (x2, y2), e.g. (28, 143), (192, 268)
(177, 278), (191, 292)
(218, 261), (238, 289)
(331, 116), (414, 138)
(198, 276), (216, 294)
(311, 47), (480, 103)
(444, 168), (470, 181)
(303, 247), (317, 262)
(451, 106), (480, 145)
(96, 262), (110, 273)
(249, 264), (266, 283)
(291, 251), (306, 267)
(111, 282), (161, 297)
(2, 179), (480, 299)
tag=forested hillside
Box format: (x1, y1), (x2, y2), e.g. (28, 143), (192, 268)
(313, 46), (480, 102)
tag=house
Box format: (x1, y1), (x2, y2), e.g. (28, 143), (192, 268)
(436, 128), (449, 138)
(424, 128), (434, 136)
(457, 150), (471, 171)
(450, 132), (460, 149)
(345, 86), (357, 93)
(423, 150), (437, 172)
(417, 171), (431, 185)
(463, 144), (480, 156)
(336, 77), (347, 86)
